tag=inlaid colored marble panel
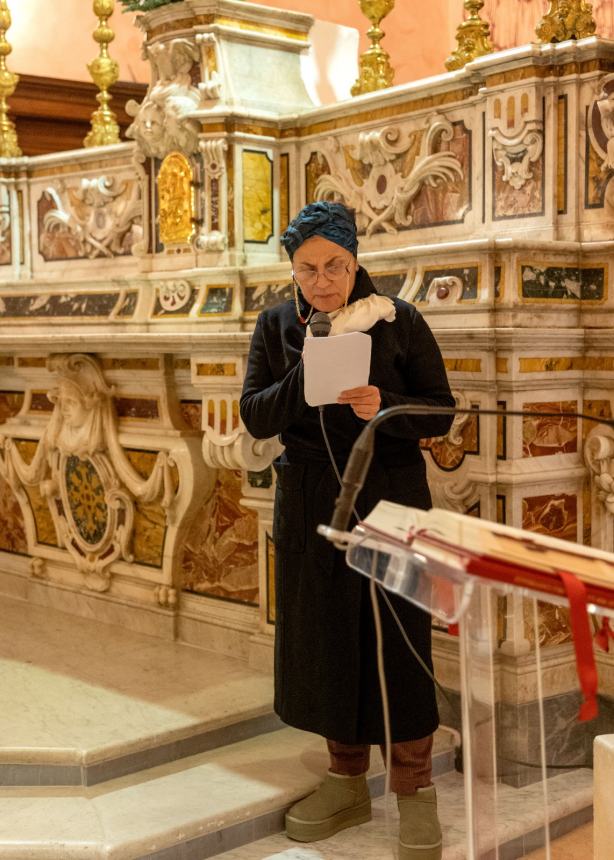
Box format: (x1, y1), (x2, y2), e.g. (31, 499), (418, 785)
(522, 492), (577, 543)
(443, 358), (482, 373)
(370, 272), (407, 298)
(266, 532), (276, 623)
(182, 469), (259, 605)
(496, 494), (506, 525)
(0, 292), (138, 319)
(522, 401), (578, 457)
(280, 153), (290, 234)
(520, 265), (605, 301)
(15, 440), (58, 547)
(557, 95), (568, 215)
(466, 501), (481, 517)
(494, 264), (504, 300)
(65, 455), (108, 546)
(199, 285), (233, 315)
(242, 150), (273, 243)
(422, 409), (479, 471)
(520, 356), (614, 373)
(101, 357), (159, 372)
(415, 266), (479, 302)
(197, 363), (236, 377)
(124, 449), (169, 568)
(205, 399), (239, 434)
(493, 144), (544, 219)
(524, 599), (572, 648)
(153, 282), (197, 317)
(0, 476), (28, 554)
(497, 399), (507, 460)
(180, 400), (202, 432)
(29, 391), (53, 413)
(114, 398), (160, 421)
(305, 151), (330, 204)
(410, 122), (471, 229)
(0, 391), (24, 423)
(244, 281), (292, 313)
(0, 185), (11, 266)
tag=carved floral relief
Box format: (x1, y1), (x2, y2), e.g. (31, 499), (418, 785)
(312, 114), (469, 236)
(37, 176), (142, 261)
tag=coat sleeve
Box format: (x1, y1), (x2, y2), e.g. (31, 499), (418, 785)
(377, 309), (455, 440)
(240, 314), (308, 440)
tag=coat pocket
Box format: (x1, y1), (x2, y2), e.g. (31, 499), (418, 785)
(272, 460), (306, 552)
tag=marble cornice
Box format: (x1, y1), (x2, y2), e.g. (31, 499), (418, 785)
(493, 328), (586, 351)
(0, 332), (253, 355)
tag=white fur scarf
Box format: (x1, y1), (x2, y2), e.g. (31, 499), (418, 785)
(305, 294), (396, 337)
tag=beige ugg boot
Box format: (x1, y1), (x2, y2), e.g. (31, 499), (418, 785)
(398, 785), (443, 860)
(285, 771), (371, 842)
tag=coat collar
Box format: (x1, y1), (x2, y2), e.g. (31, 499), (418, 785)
(296, 265), (377, 320)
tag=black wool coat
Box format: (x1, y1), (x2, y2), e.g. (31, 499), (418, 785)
(240, 268), (455, 744)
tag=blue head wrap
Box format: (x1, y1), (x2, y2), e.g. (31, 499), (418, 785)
(280, 201), (358, 260)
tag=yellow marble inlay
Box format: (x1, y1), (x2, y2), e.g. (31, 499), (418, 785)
(16, 357), (46, 368)
(520, 356), (614, 373)
(157, 152), (195, 246)
(197, 362), (237, 377)
(0, 355), (13, 366)
(174, 358), (191, 370)
(280, 153), (290, 234)
(444, 358), (482, 373)
(496, 356), (509, 373)
(124, 450), (170, 568)
(242, 150), (273, 243)
(100, 357), (160, 371)
(557, 96), (567, 213)
(214, 16), (308, 41)
(15, 440), (58, 546)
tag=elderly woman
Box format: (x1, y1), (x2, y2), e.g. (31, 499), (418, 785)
(240, 202), (454, 860)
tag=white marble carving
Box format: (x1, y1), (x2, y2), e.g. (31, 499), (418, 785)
(426, 276), (464, 304)
(195, 33), (222, 101)
(126, 38), (202, 159)
(41, 176), (142, 260)
(491, 124), (544, 191)
(158, 279), (193, 312)
(202, 396), (282, 471)
(315, 114), (463, 236)
(0, 355), (178, 591)
(590, 73), (614, 173)
(585, 426), (614, 514)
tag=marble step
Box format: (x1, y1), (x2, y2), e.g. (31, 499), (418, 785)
(0, 725), (456, 860)
(0, 594), (277, 787)
(216, 768), (594, 860)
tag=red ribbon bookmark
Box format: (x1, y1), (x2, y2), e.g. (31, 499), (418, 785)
(558, 571), (598, 722)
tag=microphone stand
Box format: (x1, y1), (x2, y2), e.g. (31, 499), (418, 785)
(326, 404), (614, 538)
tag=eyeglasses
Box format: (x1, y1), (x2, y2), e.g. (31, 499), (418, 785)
(292, 260), (351, 289)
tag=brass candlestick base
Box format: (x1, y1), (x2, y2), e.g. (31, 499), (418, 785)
(85, 0), (120, 148)
(351, 0), (395, 97)
(445, 0), (493, 72)
(0, 1), (21, 158)
(536, 0), (596, 43)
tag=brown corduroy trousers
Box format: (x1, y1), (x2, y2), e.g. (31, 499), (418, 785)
(326, 734), (433, 795)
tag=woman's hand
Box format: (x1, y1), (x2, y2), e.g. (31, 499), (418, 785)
(337, 385), (381, 420)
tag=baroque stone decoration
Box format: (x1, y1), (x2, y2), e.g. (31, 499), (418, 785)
(0, 355), (178, 592)
(585, 425), (614, 516)
(314, 114), (464, 236)
(195, 137), (228, 251)
(201, 394), (283, 472)
(157, 279), (193, 313)
(126, 37), (201, 160)
(37, 176), (142, 261)
(490, 89), (544, 195)
(588, 72), (614, 207)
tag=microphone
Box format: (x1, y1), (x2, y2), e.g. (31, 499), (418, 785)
(309, 311), (332, 338)
(328, 403), (614, 535)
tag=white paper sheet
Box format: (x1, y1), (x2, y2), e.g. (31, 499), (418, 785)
(303, 331), (372, 407)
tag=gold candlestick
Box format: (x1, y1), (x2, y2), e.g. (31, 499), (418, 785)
(0, 1), (21, 158)
(536, 0), (596, 43)
(351, 0), (395, 97)
(445, 0), (493, 72)
(84, 0), (120, 148)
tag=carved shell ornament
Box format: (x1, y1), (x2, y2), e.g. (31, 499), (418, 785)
(0, 355), (178, 592)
